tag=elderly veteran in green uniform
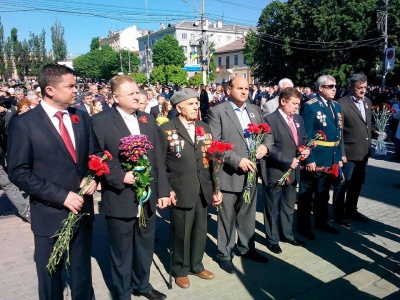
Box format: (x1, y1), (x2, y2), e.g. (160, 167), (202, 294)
(158, 88), (222, 289)
(297, 75), (343, 240)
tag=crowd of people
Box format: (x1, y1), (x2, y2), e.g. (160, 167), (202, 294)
(1, 65), (400, 300)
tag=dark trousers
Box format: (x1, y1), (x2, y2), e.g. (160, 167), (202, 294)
(171, 193), (208, 277)
(333, 159), (367, 219)
(263, 183), (296, 245)
(34, 217), (93, 300)
(297, 171), (331, 231)
(106, 209), (156, 300)
(218, 187), (257, 261)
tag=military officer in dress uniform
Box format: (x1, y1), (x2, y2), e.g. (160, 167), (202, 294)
(159, 88), (222, 289)
(297, 75), (343, 240)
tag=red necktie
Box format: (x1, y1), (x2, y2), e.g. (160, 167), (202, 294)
(55, 111), (77, 163)
(287, 115), (298, 146)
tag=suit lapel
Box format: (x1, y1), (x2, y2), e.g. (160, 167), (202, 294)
(68, 107), (80, 162)
(347, 96), (366, 124)
(137, 111), (150, 137)
(276, 112), (298, 145)
(224, 102), (247, 145)
(111, 107), (131, 137)
(37, 105), (76, 163)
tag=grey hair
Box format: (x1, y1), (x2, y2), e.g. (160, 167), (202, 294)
(278, 78), (294, 90)
(139, 88), (147, 97)
(15, 87), (24, 95)
(82, 91), (92, 98)
(315, 75), (336, 91)
(349, 73), (367, 87)
(26, 90), (37, 101)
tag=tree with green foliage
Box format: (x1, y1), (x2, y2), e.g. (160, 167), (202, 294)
(150, 65), (187, 85)
(51, 19), (67, 62)
(73, 46), (140, 79)
(90, 37), (100, 51)
(130, 72), (147, 84)
(244, 0), (400, 86)
(152, 35), (186, 67)
(0, 18), (5, 79)
(188, 72), (208, 86)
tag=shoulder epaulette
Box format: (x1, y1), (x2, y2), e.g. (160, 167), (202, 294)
(306, 98), (318, 105)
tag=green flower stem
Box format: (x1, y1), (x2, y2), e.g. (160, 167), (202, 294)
(46, 175), (93, 275)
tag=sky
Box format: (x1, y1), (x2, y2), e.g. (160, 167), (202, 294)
(1, 0), (269, 57)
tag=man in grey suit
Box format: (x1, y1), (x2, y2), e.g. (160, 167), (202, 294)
(262, 78), (294, 116)
(261, 87), (309, 254)
(208, 76), (270, 274)
(333, 73), (373, 225)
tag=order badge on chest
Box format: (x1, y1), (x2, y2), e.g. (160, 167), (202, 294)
(165, 129), (185, 158)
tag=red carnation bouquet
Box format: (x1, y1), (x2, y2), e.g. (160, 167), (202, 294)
(300, 164), (342, 182)
(47, 151), (113, 274)
(276, 130), (326, 186)
(119, 135), (153, 227)
(207, 140), (234, 211)
(242, 123), (270, 203)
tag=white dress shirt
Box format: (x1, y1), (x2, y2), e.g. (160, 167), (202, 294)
(116, 106), (141, 135)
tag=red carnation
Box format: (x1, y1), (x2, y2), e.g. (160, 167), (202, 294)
(103, 150), (113, 160)
(247, 123), (261, 134)
(88, 156), (102, 171)
(71, 115), (80, 124)
(195, 126), (205, 137)
(317, 130), (327, 141)
(392, 108), (398, 114)
(139, 116), (147, 123)
(258, 123), (271, 134)
(329, 164), (340, 179)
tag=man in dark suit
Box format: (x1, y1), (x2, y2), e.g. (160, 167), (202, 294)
(159, 88), (222, 289)
(261, 87), (308, 254)
(208, 76), (270, 274)
(7, 64), (100, 299)
(333, 73), (373, 225)
(298, 75), (343, 240)
(150, 94), (165, 119)
(91, 75), (170, 300)
(76, 91), (92, 115)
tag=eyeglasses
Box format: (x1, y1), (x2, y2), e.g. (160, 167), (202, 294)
(321, 84), (337, 89)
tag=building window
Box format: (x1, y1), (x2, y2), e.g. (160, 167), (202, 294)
(227, 36), (231, 42)
(243, 56), (247, 65)
(226, 56), (230, 69)
(190, 33), (195, 40)
(182, 33), (187, 40)
(218, 57), (222, 67)
(243, 73), (247, 79)
(234, 73), (238, 77)
(234, 55), (238, 66)
(217, 35), (222, 42)
(183, 46), (187, 53)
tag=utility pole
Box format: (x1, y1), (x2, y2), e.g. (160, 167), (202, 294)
(201, 0), (207, 85)
(381, 0), (389, 86)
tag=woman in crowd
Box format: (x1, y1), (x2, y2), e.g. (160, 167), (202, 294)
(90, 98), (103, 115)
(17, 98), (31, 115)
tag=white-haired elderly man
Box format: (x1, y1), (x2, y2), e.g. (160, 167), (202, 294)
(262, 78), (294, 116)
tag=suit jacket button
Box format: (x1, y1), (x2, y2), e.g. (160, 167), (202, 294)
(366, 138), (369, 140)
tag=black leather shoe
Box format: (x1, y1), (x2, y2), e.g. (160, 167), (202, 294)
(281, 238), (305, 247)
(240, 250), (269, 262)
(219, 260), (236, 274)
(299, 230), (315, 240)
(315, 224), (340, 234)
(346, 212), (370, 223)
(138, 289), (167, 300)
(334, 218), (351, 228)
(267, 244), (282, 254)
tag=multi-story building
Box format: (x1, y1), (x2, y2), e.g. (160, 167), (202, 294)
(99, 25), (143, 53)
(137, 20), (253, 75)
(214, 38), (254, 84)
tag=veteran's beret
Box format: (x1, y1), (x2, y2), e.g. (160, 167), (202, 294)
(170, 88), (199, 107)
